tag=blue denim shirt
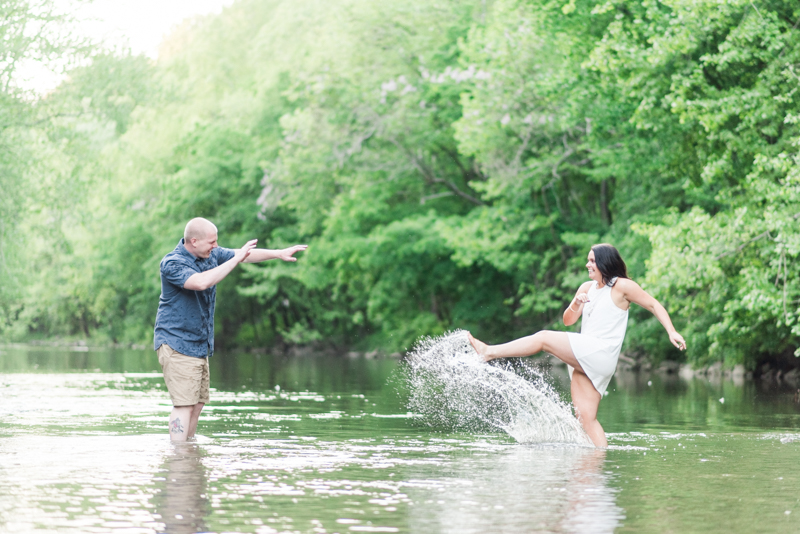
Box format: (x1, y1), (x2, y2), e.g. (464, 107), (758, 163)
(153, 239), (236, 357)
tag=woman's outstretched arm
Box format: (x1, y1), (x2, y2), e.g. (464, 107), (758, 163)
(615, 279), (687, 350)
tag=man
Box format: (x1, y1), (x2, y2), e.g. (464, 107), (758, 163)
(154, 217), (307, 441)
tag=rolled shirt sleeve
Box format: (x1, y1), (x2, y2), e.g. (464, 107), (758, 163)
(161, 258), (197, 288)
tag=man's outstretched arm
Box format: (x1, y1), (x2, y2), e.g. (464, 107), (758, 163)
(243, 244), (308, 263)
(183, 240), (257, 291)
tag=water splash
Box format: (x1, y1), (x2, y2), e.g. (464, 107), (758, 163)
(403, 330), (592, 445)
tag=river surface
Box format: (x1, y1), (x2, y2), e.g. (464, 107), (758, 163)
(1, 345), (799, 533)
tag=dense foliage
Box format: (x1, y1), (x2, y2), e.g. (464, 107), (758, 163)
(2, 0), (799, 369)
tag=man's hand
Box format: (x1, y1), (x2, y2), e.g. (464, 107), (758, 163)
(235, 239), (258, 263)
(277, 245), (308, 262)
(240, 244), (309, 263)
(184, 239), (256, 291)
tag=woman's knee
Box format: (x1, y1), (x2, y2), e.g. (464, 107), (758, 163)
(539, 331), (580, 368)
(532, 330), (553, 341)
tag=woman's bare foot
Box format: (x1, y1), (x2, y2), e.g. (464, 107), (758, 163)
(467, 332), (493, 362)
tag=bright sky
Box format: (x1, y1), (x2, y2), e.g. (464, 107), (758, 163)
(18, 0), (235, 93)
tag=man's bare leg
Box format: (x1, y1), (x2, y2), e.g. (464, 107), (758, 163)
(169, 406), (192, 442)
(187, 403), (205, 438)
(169, 403), (204, 441)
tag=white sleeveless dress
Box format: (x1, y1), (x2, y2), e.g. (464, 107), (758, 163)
(567, 278), (628, 396)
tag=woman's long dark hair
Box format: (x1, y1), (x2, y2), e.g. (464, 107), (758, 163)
(591, 243), (628, 286)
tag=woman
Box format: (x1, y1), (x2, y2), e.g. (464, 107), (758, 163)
(468, 244), (686, 448)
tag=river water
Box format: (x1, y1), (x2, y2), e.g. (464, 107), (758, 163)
(1, 343), (799, 533)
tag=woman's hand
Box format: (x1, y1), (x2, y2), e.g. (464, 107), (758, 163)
(564, 282), (593, 326)
(669, 331), (687, 351)
(568, 293), (590, 312)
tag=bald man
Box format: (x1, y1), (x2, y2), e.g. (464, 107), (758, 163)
(154, 218), (307, 441)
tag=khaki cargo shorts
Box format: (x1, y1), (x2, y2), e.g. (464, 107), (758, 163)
(157, 344), (210, 406)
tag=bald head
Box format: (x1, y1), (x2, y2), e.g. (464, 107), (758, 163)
(183, 218), (219, 259)
(184, 218), (217, 242)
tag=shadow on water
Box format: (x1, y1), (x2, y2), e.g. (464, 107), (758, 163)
(153, 443), (209, 534)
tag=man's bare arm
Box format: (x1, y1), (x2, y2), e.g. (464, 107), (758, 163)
(184, 240), (257, 291)
(243, 245), (308, 263)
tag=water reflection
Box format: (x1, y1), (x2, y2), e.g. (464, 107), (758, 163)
(562, 449), (620, 533)
(408, 445), (623, 533)
(154, 443), (209, 534)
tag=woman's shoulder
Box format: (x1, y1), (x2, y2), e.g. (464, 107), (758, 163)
(612, 277), (641, 292)
(578, 280), (594, 293)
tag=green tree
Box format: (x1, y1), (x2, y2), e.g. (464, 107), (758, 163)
(0, 0), (93, 333)
(6, 0), (799, 371)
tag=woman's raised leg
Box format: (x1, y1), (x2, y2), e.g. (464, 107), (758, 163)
(469, 330), (607, 448)
(468, 330), (584, 371)
(571, 370), (607, 448)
